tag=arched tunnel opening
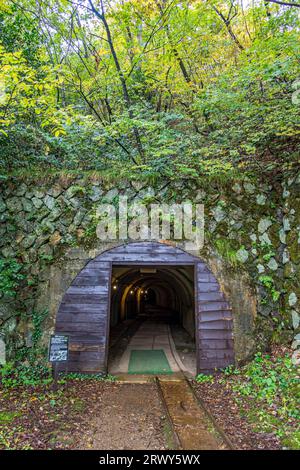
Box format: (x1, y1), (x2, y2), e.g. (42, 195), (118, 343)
(108, 265), (196, 376)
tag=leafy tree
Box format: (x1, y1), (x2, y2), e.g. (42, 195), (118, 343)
(0, 0), (299, 176)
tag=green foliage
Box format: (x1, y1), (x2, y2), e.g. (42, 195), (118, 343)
(0, 361), (52, 388)
(39, 253), (54, 263)
(0, 425), (31, 450)
(0, 0), (299, 177)
(214, 238), (238, 266)
(0, 2), (40, 65)
(262, 250), (276, 263)
(0, 258), (24, 297)
(59, 372), (116, 383)
(221, 352), (300, 448)
(195, 373), (215, 384)
(230, 353), (299, 408)
(281, 430), (300, 450)
(192, 29), (300, 168)
(259, 275), (281, 302)
(0, 309), (51, 387)
(221, 364), (240, 376)
(30, 309), (48, 347)
(0, 410), (21, 423)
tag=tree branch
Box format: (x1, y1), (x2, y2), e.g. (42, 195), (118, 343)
(88, 0), (145, 162)
(265, 0), (300, 7)
(213, 5), (244, 51)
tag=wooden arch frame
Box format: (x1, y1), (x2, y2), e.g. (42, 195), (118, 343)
(55, 241), (235, 374)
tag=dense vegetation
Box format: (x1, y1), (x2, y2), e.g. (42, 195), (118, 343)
(196, 350), (300, 449)
(0, 0), (299, 178)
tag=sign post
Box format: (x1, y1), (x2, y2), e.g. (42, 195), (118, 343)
(49, 334), (69, 391)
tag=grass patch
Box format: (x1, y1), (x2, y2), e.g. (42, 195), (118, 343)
(195, 373), (215, 384)
(281, 430), (300, 450)
(58, 373), (116, 383)
(0, 411), (21, 423)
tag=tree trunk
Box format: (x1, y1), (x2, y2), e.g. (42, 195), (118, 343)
(88, 0), (145, 162)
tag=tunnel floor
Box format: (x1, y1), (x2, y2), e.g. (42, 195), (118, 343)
(108, 308), (196, 377)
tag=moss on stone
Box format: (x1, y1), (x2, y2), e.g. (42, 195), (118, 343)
(1, 170), (300, 363)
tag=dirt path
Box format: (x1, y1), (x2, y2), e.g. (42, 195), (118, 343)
(78, 383), (168, 450)
(76, 378), (226, 450)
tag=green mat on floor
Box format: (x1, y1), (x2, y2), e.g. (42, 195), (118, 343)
(128, 349), (173, 375)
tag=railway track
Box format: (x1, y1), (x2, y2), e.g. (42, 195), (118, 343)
(112, 317), (234, 450)
(156, 375), (234, 450)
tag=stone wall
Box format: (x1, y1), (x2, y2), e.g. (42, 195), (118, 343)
(0, 171), (299, 365)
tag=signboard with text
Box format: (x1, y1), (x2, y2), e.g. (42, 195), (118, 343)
(49, 335), (69, 362)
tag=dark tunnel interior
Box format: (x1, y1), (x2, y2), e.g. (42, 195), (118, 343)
(108, 265), (196, 374)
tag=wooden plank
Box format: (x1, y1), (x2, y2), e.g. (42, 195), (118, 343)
(103, 261), (112, 372)
(83, 258), (110, 270)
(200, 339), (234, 350)
(196, 264), (212, 273)
(55, 331), (106, 341)
(198, 301), (231, 312)
(73, 275), (110, 286)
(200, 349), (235, 359)
(96, 254), (196, 263)
(69, 343), (105, 352)
(198, 273), (216, 282)
(57, 360), (105, 372)
(198, 329), (233, 340)
(56, 313), (106, 323)
(198, 311), (232, 322)
(67, 286), (108, 295)
(197, 283), (220, 293)
(58, 303), (107, 313)
(97, 243), (198, 256)
(87, 260), (111, 268)
(110, 260), (196, 266)
(56, 321), (106, 332)
(62, 294), (108, 304)
(197, 291), (225, 302)
(198, 319), (233, 330)
(81, 266), (111, 274)
(96, 245), (188, 255)
(76, 266), (110, 275)
(68, 351), (105, 361)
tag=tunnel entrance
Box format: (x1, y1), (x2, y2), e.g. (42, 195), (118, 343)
(108, 265), (196, 376)
(55, 242), (235, 374)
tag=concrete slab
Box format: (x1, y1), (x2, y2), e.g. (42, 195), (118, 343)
(109, 317), (195, 376)
(115, 374), (155, 384)
(158, 379), (221, 450)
